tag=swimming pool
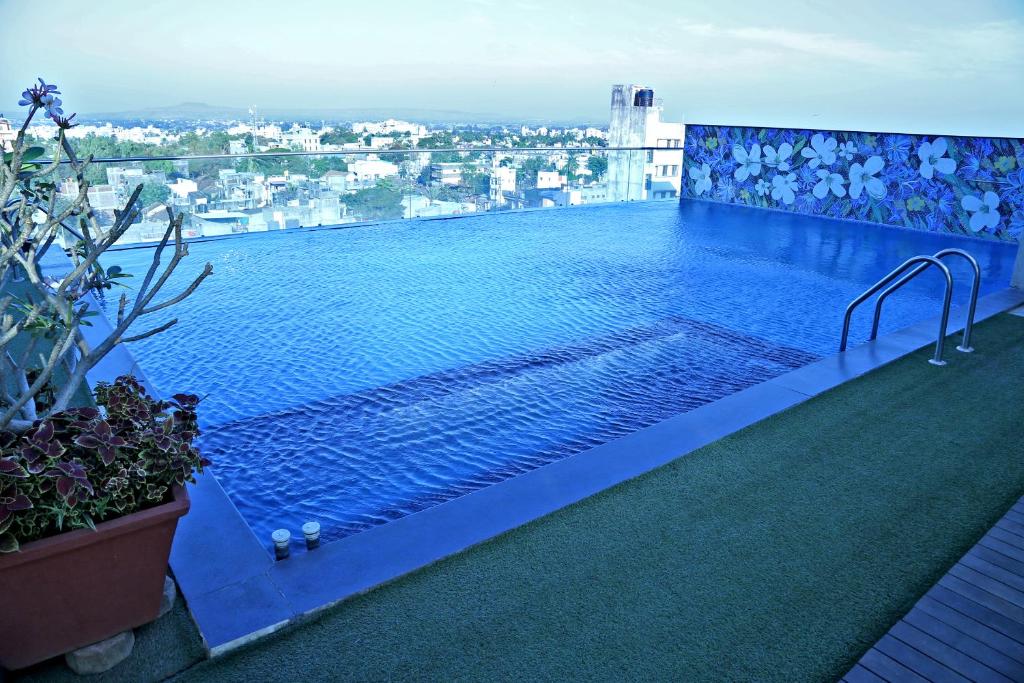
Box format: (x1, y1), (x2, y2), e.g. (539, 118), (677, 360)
(99, 201), (1017, 546)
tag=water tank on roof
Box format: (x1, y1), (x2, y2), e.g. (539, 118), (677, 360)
(633, 88), (654, 107)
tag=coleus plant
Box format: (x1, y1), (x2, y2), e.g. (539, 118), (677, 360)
(0, 375), (208, 552)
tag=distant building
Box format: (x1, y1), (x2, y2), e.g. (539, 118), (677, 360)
(401, 194), (476, 218)
(0, 117), (16, 152)
(489, 165), (516, 206)
(431, 163), (463, 186)
(88, 185), (119, 211)
(352, 119), (427, 137)
(282, 126), (322, 152)
(228, 140), (248, 156)
(169, 178), (198, 198)
(348, 159), (399, 185)
(536, 171), (565, 189)
(606, 84), (685, 201)
(106, 166), (145, 190)
(321, 170), (350, 192)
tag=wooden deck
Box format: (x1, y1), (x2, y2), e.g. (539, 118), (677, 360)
(843, 497), (1024, 682)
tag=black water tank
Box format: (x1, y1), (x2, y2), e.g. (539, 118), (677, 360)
(634, 88), (654, 107)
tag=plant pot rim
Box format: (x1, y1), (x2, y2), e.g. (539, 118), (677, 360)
(0, 484), (189, 569)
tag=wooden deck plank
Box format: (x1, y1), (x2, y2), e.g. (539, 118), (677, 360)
(939, 574), (1024, 622)
(916, 595), (1024, 663)
(991, 523), (1024, 548)
(978, 535), (1024, 565)
(903, 608), (1024, 680)
(961, 553), (1024, 594)
(948, 565), (1024, 609)
(996, 517), (1024, 538)
(1001, 509), (1024, 526)
(843, 663), (888, 683)
(875, 632), (970, 682)
(889, 620), (1006, 682)
(859, 645), (932, 683)
(846, 497), (1024, 681)
(987, 525), (1024, 551)
(872, 643), (950, 683)
(970, 545), (1024, 577)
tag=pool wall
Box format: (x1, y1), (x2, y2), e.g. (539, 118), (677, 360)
(680, 124), (1024, 243)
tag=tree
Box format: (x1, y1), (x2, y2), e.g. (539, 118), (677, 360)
(311, 157), (348, 176)
(344, 180), (403, 222)
(517, 156), (551, 186)
(461, 165), (490, 196)
(139, 183), (170, 208)
(0, 78), (212, 432)
(587, 155), (608, 181)
(564, 154), (579, 183)
(319, 128), (360, 145)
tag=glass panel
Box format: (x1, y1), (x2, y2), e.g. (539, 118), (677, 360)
(43, 145), (682, 248)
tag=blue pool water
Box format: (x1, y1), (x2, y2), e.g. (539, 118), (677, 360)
(98, 201), (1017, 545)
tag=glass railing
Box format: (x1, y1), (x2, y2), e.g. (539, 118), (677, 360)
(45, 146), (686, 247)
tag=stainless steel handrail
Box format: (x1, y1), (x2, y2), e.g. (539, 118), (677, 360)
(839, 255), (954, 366)
(869, 248), (980, 353)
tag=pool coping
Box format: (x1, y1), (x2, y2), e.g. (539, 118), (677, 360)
(65, 242), (1024, 656)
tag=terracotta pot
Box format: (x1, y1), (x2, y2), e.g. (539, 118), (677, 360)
(0, 485), (190, 670)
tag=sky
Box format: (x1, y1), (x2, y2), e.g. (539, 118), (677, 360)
(2, 0), (1023, 135)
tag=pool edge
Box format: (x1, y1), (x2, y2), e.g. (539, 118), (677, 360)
(148, 287), (1024, 656)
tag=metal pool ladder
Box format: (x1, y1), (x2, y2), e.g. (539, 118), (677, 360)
(839, 249), (980, 366)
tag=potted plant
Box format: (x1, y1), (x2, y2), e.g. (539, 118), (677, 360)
(0, 376), (208, 668)
(0, 80), (212, 669)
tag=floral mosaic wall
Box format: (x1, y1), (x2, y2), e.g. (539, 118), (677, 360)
(681, 125), (1024, 242)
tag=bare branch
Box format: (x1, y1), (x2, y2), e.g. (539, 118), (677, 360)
(120, 318), (178, 343)
(141, 262), (213, 315)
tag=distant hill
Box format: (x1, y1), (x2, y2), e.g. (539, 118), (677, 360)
(80, 102), (594, 127)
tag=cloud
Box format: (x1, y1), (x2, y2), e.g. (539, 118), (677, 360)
(677, 21), (911, 68)
(676, 18), (1024, 78)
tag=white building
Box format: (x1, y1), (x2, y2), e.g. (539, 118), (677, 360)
(401, 194), (476, 218)
(106, 166), (145, 190)
(282, 126), (322, 152)
(606, 84), (685, 202)
(431, 163), (463, 186)
(352, 119), (427, 137)
(348, 158), (399, 185)
(489, 165), (516, 206)
(536, 171), (565, 189)
(169, 178), (198, 198)
(0, 117), (16, 152)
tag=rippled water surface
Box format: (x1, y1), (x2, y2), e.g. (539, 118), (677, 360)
(98, 201), (1017, 544)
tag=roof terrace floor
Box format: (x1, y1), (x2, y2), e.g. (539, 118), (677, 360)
(12, 311), (1024, 683)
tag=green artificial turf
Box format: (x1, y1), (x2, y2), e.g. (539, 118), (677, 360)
(23, 314), (1024, 682)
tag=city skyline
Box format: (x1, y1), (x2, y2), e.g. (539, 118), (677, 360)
(2, 0), (1023, 136)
